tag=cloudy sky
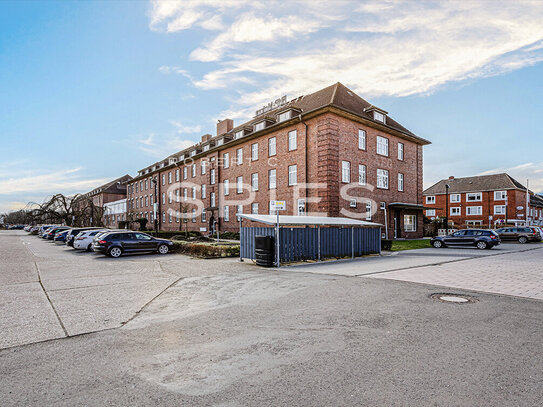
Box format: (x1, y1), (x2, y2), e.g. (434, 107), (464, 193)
(1, 0), (543, 212)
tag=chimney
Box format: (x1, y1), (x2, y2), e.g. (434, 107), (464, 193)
(201, 134), (212, 143)
(448, 176), (455, 180)
(217, 119), (234, 137)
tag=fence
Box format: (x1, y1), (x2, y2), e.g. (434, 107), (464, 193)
(240, 226), (381, 263)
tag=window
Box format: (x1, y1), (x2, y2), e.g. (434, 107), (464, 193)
(251, 173), (259, 191)
(288, 165), (297, 186)
(162, 212), (165, 223)
(183, 188), (187, 201)
(450, 207), (461, 216)
(169, 213), (172, 223)
(168, 172), (172, 184)
(466, 206), (482, 215)
(377, 169), (389, 189)
(175, 189), (179, 203)
(251, 143), (258, 161)
(168, 191), (172, 204)
(237, 148), (243, 165)
(494, 191), (507, 200)
(201, 184), (206, 198)
(365, 201), (372, 220)
(192, 186), (196, 200)
(358, 129), (366, 150)
(201, 209), (206, 222)
(203, 145), (209, 152)
(145, 179), (148, 190)
(191, 164), (196, 177)
(252, 203), (259, 214)
(237, 204), (243, 221)
(192, 209), (196, 222)
(224, 205), (230, 221)
(467, 192), (482, 202)
(223, 153), (229, 169)
(404, 215), (417, 232)
(278, 111), (291, 122)
(175, 169), (179, 182)
(162, 192), (165, 205)
(358, 165), (366, 185)
(201, 161), (207, 174)
(398, 143), (404, 160)
(349, 199), (357, 208)
(210, 169), (216, 184)
(298, 199), (306, 215)
(494, 205), (506, 215)
(341, 161), (350, 183)
(377, 136), (389, 156)
(145, 195), (148, 207)
(254, 121), (265, 131)
(224, 179), (230, 195)
(450, 194), (460, 203)
(268, 137), (276, 156)
(237, 176), (243, 193)
(216, 138), (223, 146)
(288, 130), (297, 151)
(162, 174), (165, 185)
(466, 220), (482, 226)
(269, 169), (276, 189)
(210, 192), (216, 207)
(426, 196), (436, 204)
(234, 130), (243, 140)
(398, 173), (404, 191)
(183, 167), (187, 179)
(426, 209), (436, 216)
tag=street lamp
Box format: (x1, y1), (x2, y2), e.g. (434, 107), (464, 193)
(151, 177), (159, 235)
(445, 183), (450, 234)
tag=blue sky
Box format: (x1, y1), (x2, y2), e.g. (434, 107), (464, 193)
(1, 0), (543, 212)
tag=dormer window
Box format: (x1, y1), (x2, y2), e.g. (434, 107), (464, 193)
(169, 158), (177, 165)
(190, 150), (197, 157)
(216, 138), (224, 146)
(203, 145), (210, 152)
(373, 111), (385, 123)
(278, 110), (292, 122)
(254, 121), (266, 131)
(178, 154), (185, 161)
(234, 130), (243, 139)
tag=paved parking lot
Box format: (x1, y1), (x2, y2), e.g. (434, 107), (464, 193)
(1, 230), (543, 406)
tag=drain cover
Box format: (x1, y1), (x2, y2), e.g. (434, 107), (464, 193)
(431, 293), (478, 304)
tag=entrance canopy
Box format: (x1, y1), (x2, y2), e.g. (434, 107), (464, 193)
(238, 214), (382, 227)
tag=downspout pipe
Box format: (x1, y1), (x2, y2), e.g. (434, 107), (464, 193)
(299, 114), (308, 213)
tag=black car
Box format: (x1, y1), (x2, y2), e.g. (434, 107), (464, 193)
(44, 227), (70, 240)
(91, 231), (173, 258)
(431, 229), (500, 250)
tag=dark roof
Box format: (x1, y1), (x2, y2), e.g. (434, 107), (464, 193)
(424, 173), (527, 195)
(531, 194), (543, 208)
(88, 174), (132, 196)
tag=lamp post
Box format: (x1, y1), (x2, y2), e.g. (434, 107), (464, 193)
(151, 177), (159, 235)
(445, 184), (450, 234)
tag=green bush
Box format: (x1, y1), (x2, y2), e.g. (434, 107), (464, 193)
(381, 239), (393, 250)
(172, 240), (240, 258)
(150, 230), (202, 239)
(218, 231), (240, 240)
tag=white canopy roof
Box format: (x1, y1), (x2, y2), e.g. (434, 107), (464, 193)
(238, 214), (382, 227)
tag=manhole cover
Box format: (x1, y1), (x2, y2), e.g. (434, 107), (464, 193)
(431, 293), (478, 304)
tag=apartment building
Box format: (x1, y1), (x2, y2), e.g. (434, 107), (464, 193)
(84, 174), (132, 208)
(103, 198), (127, 228)
(127, 83), (430, 238)
(423, 173), (543, 227)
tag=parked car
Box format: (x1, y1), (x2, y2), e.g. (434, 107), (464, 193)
(53, 230), (70, 243)
(38, 225), (56, 237)
(91, 231), (173, 258)
(44, 226), (70, 240)
(495, 227), (541, 243)
(431, 229), (500, 250)
(73, 229), (109, 251)
(65, 227), (105, 247)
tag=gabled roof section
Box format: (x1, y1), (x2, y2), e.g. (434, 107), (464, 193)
(89, 174), (132, 196)
(423, 173), (527, 195)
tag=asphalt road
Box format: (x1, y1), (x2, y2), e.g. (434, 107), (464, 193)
(1, 231), (542, 406)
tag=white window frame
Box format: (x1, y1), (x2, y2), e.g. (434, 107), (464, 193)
(210, 168), (216, 185)
(365, 201), (372, 220)
(466, 206), (483, 216)
(398, 142), (404, 160)
(224, 179), (229, 195)
(278, 111), (291, 122)
(376, 169), (389, 189)
(358, 164), (366, 185)
(210, 192), (216, 207)
(450, 207), (461, 216)
(192, 186), (196, 200)
(191, 164), (196, 177)
(398, 173), (404, 192)
(201, 184), (206, 199)
(251, 203), (259, 214)
(223, 153), (229, 169)
(341, 161), (350, 183)
(466, 192), (482, 202)
(358, 129), (366, 150)
(254, 121), (265, 131)
(251, 143), (258, 161)
(251, 173), (259, 191)
(201, 160), (206, 175)
(426, 196), (436, 204)
(288, 130), (297, 151)
(404, 215), (417, 232)
(269, 169), (276, 189)
(268, 137), (276, 156)
(376, 136), (389, 156)
(183, 167), (187, 180)
(237, 176), (243, 193)
(494, 205), (506, 215)
(494, 191), (507, 200)
(237, 148), (243, 165)
(426, 209), (436, 217)
(450, 194), (460, 203)
(288, 165), (297, 186)
(224, 205), (229, 222)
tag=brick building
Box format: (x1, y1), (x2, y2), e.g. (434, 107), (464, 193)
(127, 83), (430, 238)
(423, 173), (543, 228)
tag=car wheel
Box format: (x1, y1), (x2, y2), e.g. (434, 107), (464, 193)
(86, 243), (92, 252)
(432, 240), (443, 248)
(476, 241), (487, 250)
(158, 244), (169, 255)
(109, 247), (122, 258)
(518, 236), (528, 244)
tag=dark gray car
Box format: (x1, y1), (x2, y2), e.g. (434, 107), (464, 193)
(431, 229), (500, 250)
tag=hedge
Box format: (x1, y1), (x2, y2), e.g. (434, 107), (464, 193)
(149, 230), (202, 239)
(172, 240), (240, 258)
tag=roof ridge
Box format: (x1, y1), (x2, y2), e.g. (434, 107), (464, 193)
(330, 82), (340, 104)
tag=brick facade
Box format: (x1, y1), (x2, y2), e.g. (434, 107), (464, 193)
(126, 83), (430, 238)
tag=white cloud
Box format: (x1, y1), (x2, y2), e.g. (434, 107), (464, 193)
(136, 132), (196, 158)
(0, 168), (108, 196)
(170, 121), (202, 134)
(149, 0), (543, 122)
(479, 162), (543, 193)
